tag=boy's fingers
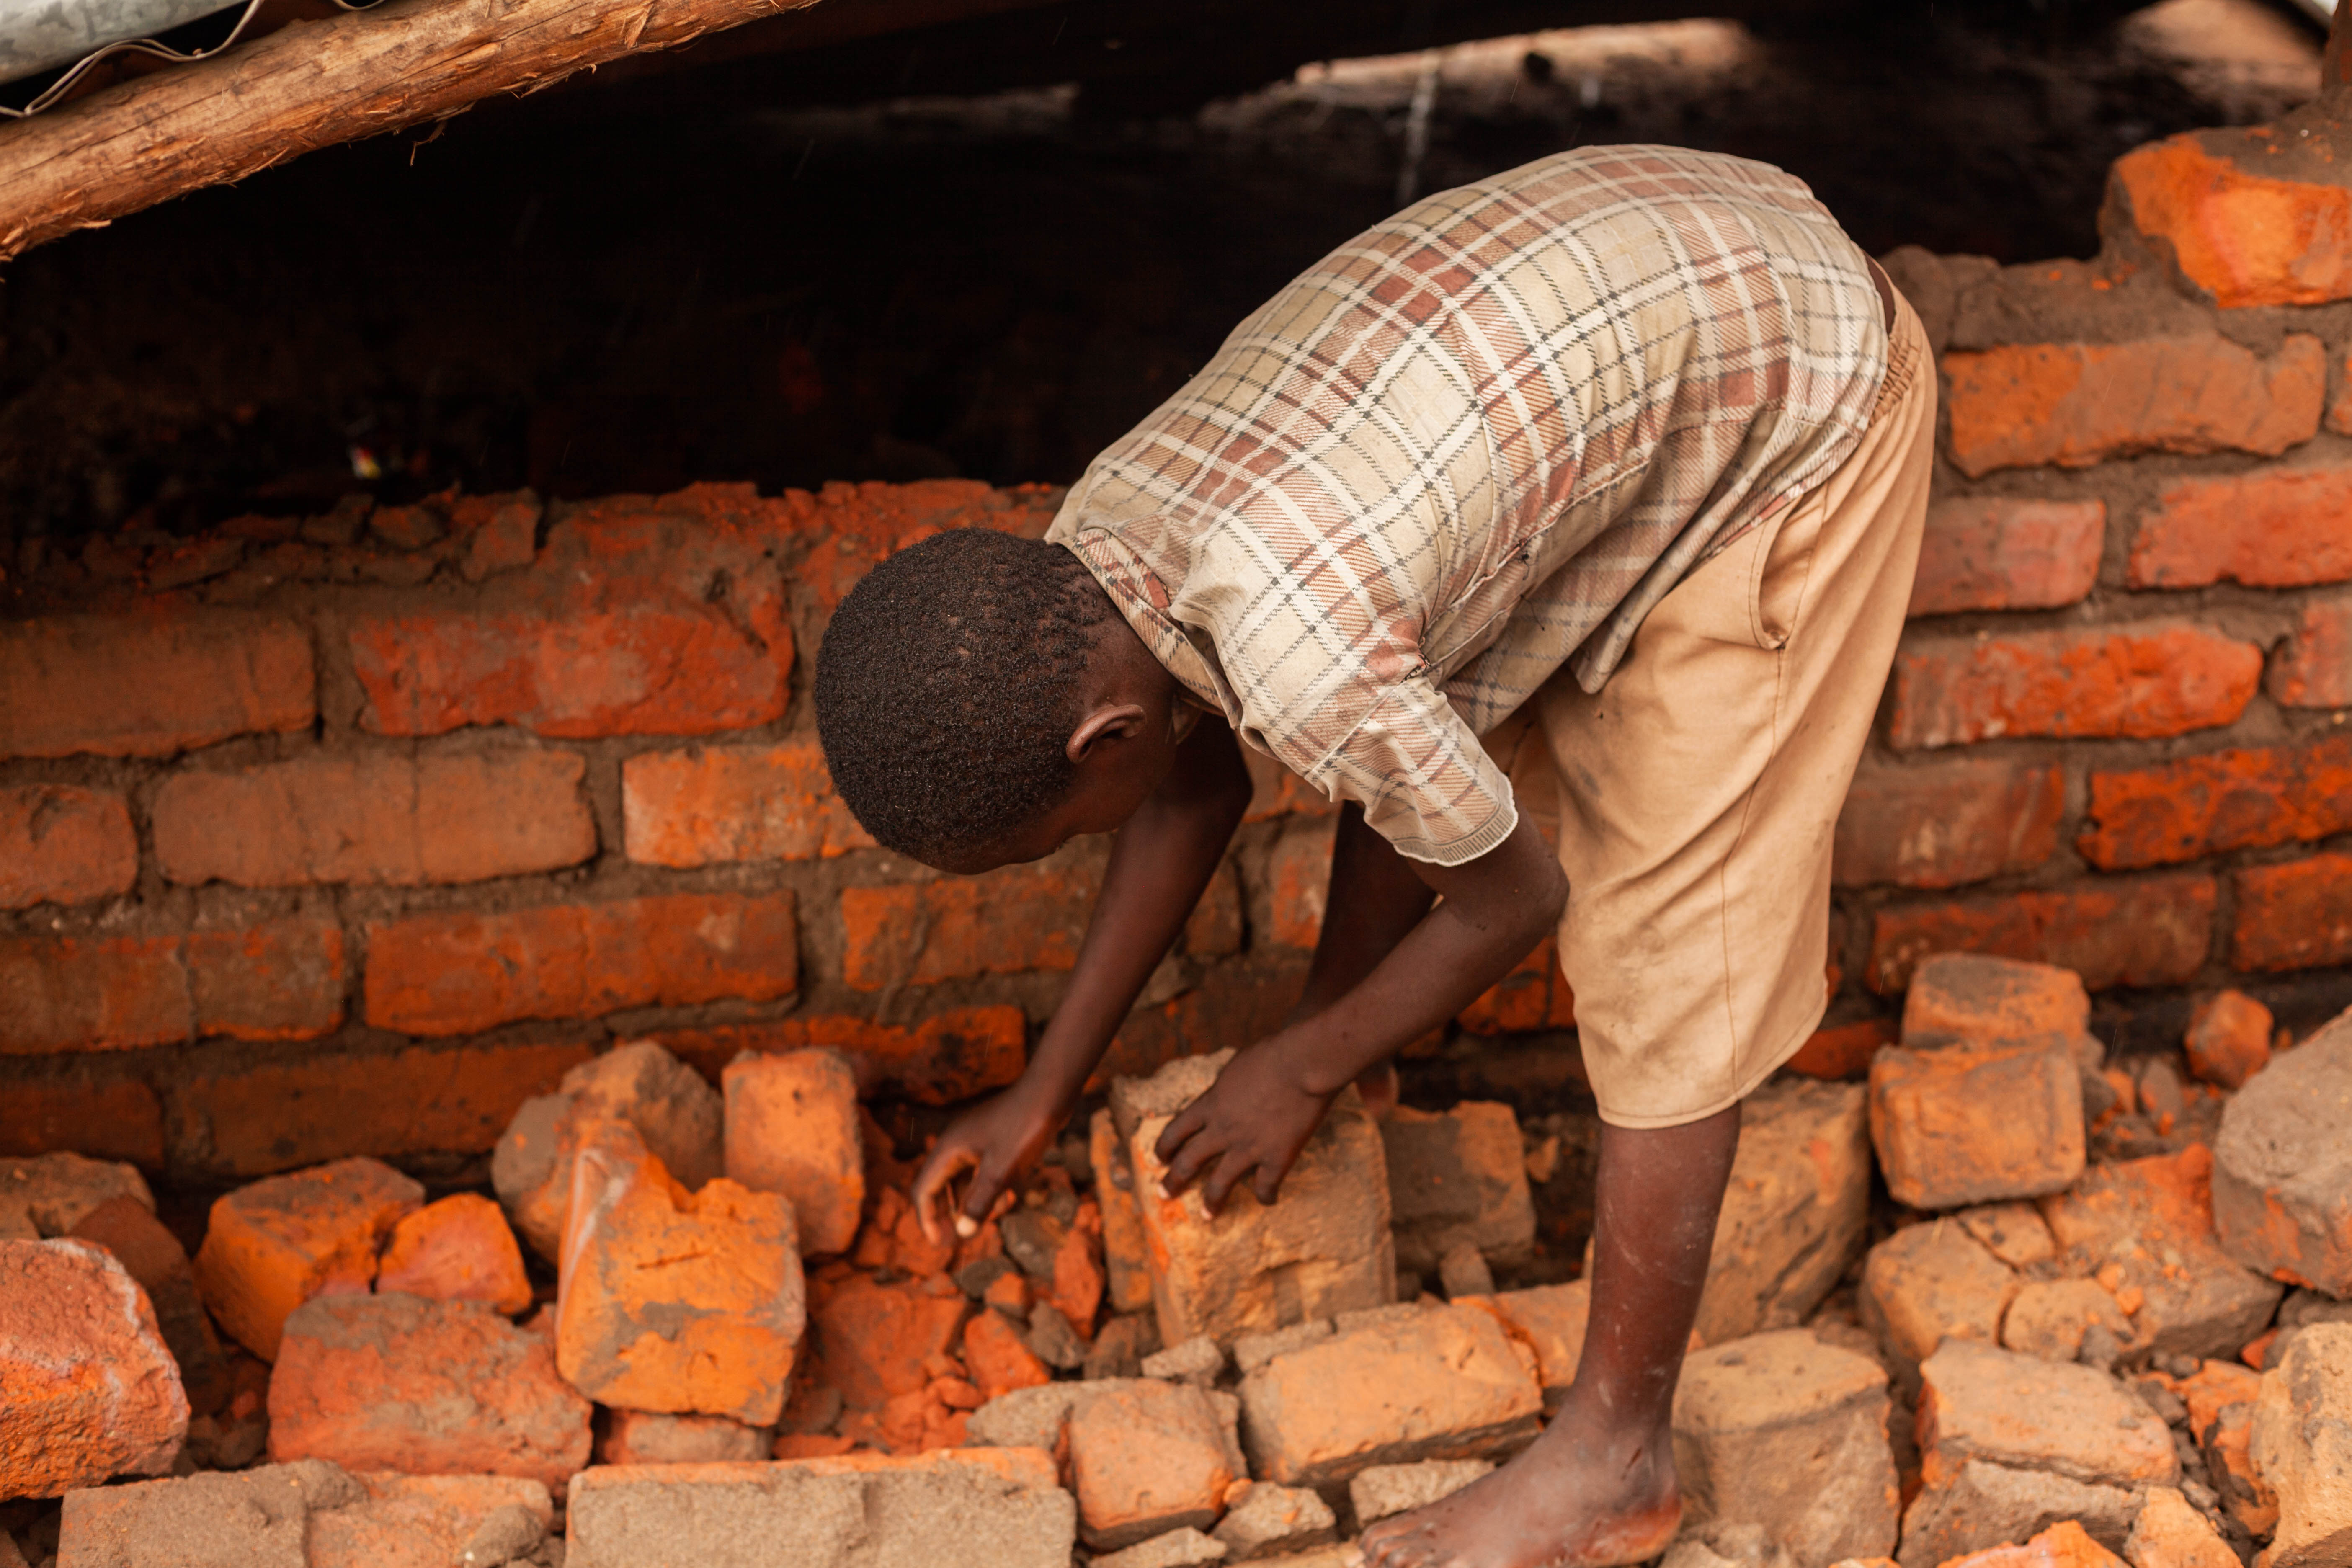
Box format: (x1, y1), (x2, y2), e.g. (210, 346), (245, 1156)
(911, 1146), (977, 1246)
(1153, 1103), (1204, 1167)
(1200, 1147), (1256, 1216)
(1159, 1128), (1222, 1198)
(1253, 1166), (1284, 1207)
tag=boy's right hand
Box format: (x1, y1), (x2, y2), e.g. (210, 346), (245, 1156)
(910, 1081), (1062, 1246)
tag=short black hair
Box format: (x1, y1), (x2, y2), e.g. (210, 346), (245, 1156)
(815, 528), (1115, 862)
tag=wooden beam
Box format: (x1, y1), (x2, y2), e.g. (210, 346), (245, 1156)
(0, 0), (821, 260)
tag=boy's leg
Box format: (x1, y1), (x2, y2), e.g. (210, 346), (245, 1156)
(1359, 289), (1937, 1568)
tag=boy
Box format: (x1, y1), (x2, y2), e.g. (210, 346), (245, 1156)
(815, 144), (1932, 1568)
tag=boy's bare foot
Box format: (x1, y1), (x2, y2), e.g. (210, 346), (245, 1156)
(1350, 1413), (1681, 1568)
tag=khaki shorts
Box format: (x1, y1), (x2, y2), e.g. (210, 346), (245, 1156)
(1483, 289), (1935, 1128)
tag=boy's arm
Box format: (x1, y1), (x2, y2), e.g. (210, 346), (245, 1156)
(1155, 809), (1565, 1211)
(911, 715), (1253, 1241)
(1287, 802), (1437, 1024)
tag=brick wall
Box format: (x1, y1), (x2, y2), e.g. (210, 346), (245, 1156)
(9, 104), (2352, 1181)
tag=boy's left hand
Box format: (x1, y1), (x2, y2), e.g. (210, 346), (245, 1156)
(1152, 1038), (1336, 1212)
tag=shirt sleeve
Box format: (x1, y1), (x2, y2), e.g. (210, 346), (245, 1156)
(1303, 674), (1519, 866)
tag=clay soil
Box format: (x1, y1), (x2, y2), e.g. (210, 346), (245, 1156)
(0, 0), (2321, 563)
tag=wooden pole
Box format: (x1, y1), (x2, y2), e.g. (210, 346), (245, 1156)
(0, 0), (818, 260)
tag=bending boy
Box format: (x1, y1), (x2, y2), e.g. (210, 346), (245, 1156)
(815, 144), (1933, 1568)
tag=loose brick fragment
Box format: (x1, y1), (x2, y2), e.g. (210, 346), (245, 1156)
(841, 858), (1101, 990)
(1469, 1282), (1590, 1415)
(556, 1119), (805, 1426)
(2268, 594), (2352, 709)
(1349, 1460), (1493, 1528)
(1092, 1527), (1230, 1568)
(2231, 852), (2352, 974)
(1113, 1051), (1393, 1346)
(1858, 1221), (2018, 1383)
(811, 1271), (970, 1411)
(964, 1308), (1052, 1402)
(1889, 623), (2261, 750)
(2125, 1485), (2241, 1568)
(1942, 333), (2323, 477)
(562, 1449), (1076, 1568)
(651, 1005), (1027, 1107)
(623, 736), (875, 866)
(0, 1151), (153, 1234)
(0, 1239), (189, 1498)
(1671, 1330), (1898, 1566)
(0, 786), (137, 909)
(2113, 130), (2352, 308)
(2079, 735), (2352, 871)
(1870, 1036), (2084, 1210)
(68, 1197), (231, 1417)
(365, 890), (797, 1037)
(153, 749), (596, 887)
(493, 1039), (725, 1262)
(1696, 1078), (1870, 1344)
(1068, 1379), (1239, 1549)
(374, 1192), (533, 1315)
(269, 1291), (592, 1488)
(1235, 1302), (1541, 1487)
(2249, 1323), (2352, 1568)
(1902, 954), (2089, 1045)
(2211, 1008), (2352, 1295)
(1908, 498), (2104, 615)
(0, 612), (314, 760)
(1093, 1107), (1155, 1316)
(1215, 1482), (1336, 1560)
(2128, 464), (2352, 590)
(2184, 990), (2272, 1090)
(1901, 1479), (2140, 1568)
(191, 1156), (423, 1359)
(1834, 760), (2065, 890)
(1868, 877), (2215, 995)
(1380, 1101), (1536, 1274)
(723, 1048), (864, 1256)
(1916, 1339), (2177, 1493)
(601, 1409), (774, 1464)
(2040, 1146), (2282, 1360)
(1999, 1279), (2135, 1362)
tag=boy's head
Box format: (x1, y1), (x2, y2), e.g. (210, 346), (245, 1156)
(815, 529), (1181, 873)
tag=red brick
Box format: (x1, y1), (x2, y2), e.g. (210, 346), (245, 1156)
(2078, 736), (2352, 870)
(841, 862), (1096, 991)
(1785, 1018), (1896, 1080)
(623, 735), (874, 867)
(810, 1271), (970, 1411)
(1265, 816), (1336, 950)
(0, 612), (315, 760)
(374, 1192), (534, 1315)
(2114, 132), (2352, 309)
(271, 1291), (592, 1488)
(1908, 499), (2104, 616)
(1457, 936), (1577, 1035)
(2267, 594), (2352, 709)
(0, 1075), (164, 1164)
(0, 932), (188, 1054)
(1243, 748), (1335, 823)
(185, 916), (348, 1042)
(557, 1118), (806, 1426)
(0, 785), (136, 909)
(1889, 622), (2260, 750)
(1942, 333), (2323, 478)
(1869, 1037), (2086, 1208)
(1094, 959), (1307, 1091)
(364, 891), (797, 1035)
(963, 1307), (1052, 1401)
(458, 491), (542, 580)
(792, 479), (1061, 614)
(1834, 759), (2065, 889)
(192, 1155), (424, 1360)
(1867, 875), (2215, 993)
(2185, 990), (2272, 1090)
(170, 1040), (591, 1176)
(350, 487), (794, 738)
(650, 1006), (1026, 1106)
(2231, 852), (2352, 972)
(2128, 465), (2352, 590)
(723, 1049), (864, 1256)
(69, 1195), (232, 1417)
(154, 750), (595, 887)
(1067, 1380), (1239, 1549)
(0, 1238), (189, 1498)
(1903, 952), (2090, 1044)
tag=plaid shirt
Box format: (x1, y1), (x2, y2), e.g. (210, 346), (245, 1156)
(1046, 147), (1889, 865)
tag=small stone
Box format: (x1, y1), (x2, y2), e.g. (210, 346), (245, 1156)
(1092, 1527), (1230, 1568)
(966, 1308), (1054, 1401)
(456, 1501), (546, 1566)
(0, 1239), (189, 1498)
(1214, 1483), (1336, 1561)
(1087, 1313), (1163, 1381)
(2185, 991), (2272, 1090)
(1436, 1240), (1495, 1300)
(1957, 1202), (2060, 1269)
(1027, 1301), (1087, 1370)
(1142, 1334), (1226, 1387)
(1347, 1459), (1493, 1527)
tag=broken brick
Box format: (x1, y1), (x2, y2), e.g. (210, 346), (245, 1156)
(1901, 954), (2089, 1045)
(1870, 1036), (2085, 1210)
(1671, 1329), (1898, 1565)
(964, 1308), (1052, 1402)
(1916, 1339), (2178, 1493)
(67, 1196), (231, 1417)
(1999, 1279), (2135, 1363)
(2124, 1485), (2240, 1568)
(2249, 1323), (2352, 1568)
(1905, 1492), (2138, 1568)
(810, 1270), (970, 1412)
(600, 1409), (774, 1465)
(268, 1291), (592, 1489)
(0, 1239), (188, 1498)
(1858, 1220), (2018, 1384)
(0, 1151), (153, 1235)
(2211, 1008), (2352, 1295)
(2113, 129), (2352, 308)
(1235, 1302), (1541, 1487)
(557, 1118), (805, 1426)
(723, 1048), (864, 1256)
(2186, 990), (2273, 1091)
(373, 1192), (534, 1316)
(493, 1039), (724, 1262)
(191, 1156), (423, 1360)
(1068, 1378), (1239, 1550)
(1214, 1481), (1336, 1560)
(1697, 1078), (1871, 1344)
(1092, 1107), (1155, 1317)
(1379, 1102), (1537, 1276)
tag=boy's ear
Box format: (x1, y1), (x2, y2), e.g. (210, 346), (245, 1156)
(1067, 702), (1148, 764)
